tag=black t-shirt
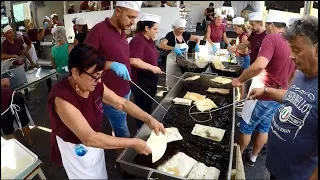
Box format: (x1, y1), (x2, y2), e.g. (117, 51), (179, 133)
(164, 31), (192, 47)
(75, 33), (87, 45)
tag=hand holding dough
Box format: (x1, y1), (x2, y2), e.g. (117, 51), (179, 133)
(147, 130), (167, 163)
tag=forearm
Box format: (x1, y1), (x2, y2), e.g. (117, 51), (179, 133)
(236, 43), (248, 50)
(130, 58), (154, 72)
(26, 45), (32, 52)
(1, 53), (18, 60)
(85, 131), (134, 149)
(238, 66), (263, 83)
(309, 165), (318, 180)
(206, 36), (213, 45)
(264, 87), (287, 103)
(159, 44), (174, 51)
(104, 61), (113, 70)
(123, 100), (152, 124)
(223, 35), (230, 45)
(23, 51), (34, 65)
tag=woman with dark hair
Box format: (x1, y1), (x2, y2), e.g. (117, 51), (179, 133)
(204, 3), (215, 21)
(129, 14), (163, 130)
(48, 44), (165, 179)
(73, 17), (89, 46)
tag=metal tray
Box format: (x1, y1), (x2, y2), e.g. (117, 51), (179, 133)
(117, 72), (236, 180)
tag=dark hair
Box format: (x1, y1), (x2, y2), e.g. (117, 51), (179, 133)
(283, 15), (318, 45)
(235, 24), (249, 33)
(68, 44), (106, 75)
(78, 24), (89, 34)
(209, 3), (214, 6)
(136, 21), (157, 33)
(266, 22), (287, 29)
(51, 14), (59, 21)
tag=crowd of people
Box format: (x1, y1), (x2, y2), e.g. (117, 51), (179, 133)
(0, 1), (318, 179)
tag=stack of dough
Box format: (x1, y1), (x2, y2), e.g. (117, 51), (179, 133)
(191, 124), (226, 142)
(210, 77), (232, 84)
(193, 98), (218, 112)
(157, 152), (197, 178)
(187, 162), (220, 179)
(173, 97), (192, 106)
(183, 92), (206, 102)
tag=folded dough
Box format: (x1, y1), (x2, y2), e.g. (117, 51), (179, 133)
(207, 87), (230, 95)
(173, 97), (192, 106)
(184, 75), (200, 81)
(147, 130), (167, 163)
(166, 127), (183, 143)
(187, 162), (220, 180)
(183, 92), (206, 102)
(191, 124), (226, 142)
(157, 152), (197, 178)
(193, 98), (218, 112)
(210, 77), (232, 84)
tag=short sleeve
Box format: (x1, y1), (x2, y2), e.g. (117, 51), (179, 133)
(129, 36), (146, 59)
(164, 31), (175, 47)
(257, 35), (276, 62)
(182, 32), (192, 42)
(84, 25), (100, 50)
(1, 41), (8, 54)
(222, 25), (226, 33)
(23, 35), (32, 46)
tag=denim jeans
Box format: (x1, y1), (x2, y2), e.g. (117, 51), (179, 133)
(103, 91), (131, 137)
(239, 55), (250, 69)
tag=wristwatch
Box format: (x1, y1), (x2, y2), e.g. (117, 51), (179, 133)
(264, 87), (268, 95)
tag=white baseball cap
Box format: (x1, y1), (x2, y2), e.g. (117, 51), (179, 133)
(174, 18), (187, 28)
(76, 17), (86, 25)
(248, 12), (263, 21)
(44, 16), (50, 21)
(2, 25), (12, 33)
(116, 1), (143, 12)
(232, 17), (245, 25)
(265, 13), (287, 24)
(140, 13), (161, 23)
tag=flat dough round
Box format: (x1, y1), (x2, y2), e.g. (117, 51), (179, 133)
(147, 130), (167, 163)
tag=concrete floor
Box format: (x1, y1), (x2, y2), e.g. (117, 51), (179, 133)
(12, 64), (270, 179)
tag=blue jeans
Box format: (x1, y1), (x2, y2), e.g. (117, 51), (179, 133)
(103, 91), (131, 137)
(240, 100), (280, 134)
(239, 55), (250, 69)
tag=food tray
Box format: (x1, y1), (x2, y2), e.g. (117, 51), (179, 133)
(210, 60), (243, 78)
(176, 53), (210, 74)
(117, 72), (236, 180)
(1, 139), (38, 179)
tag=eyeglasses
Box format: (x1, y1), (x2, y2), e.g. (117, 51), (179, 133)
(84, 71), (104, 82)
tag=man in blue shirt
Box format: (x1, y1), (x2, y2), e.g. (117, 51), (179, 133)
(248, 15), (318, 180)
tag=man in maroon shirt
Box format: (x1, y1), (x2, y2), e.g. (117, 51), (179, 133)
(51, 14), (64, 27)
(228, 12), (267, 64)
(232, 13), (297, 167)
(1, 25), (35, 68)
(84, 1), (142, 139)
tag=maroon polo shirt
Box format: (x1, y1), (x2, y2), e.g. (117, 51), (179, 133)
(129, 32), (159, 83)
(48, 78), (104, 165)
(84, 18), (130, 97)
(247, 31), (267, 63)
(1, 39), (24, 56)
(209, 22), (226, 43)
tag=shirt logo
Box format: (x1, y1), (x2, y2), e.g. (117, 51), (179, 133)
(95, 97), (103, 113)
(279, 106), (291, 122)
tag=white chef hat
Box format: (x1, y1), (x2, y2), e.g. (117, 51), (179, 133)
(19, 26), (25, 31)
(232, 17), (245, 25)
(116, 1), (143, 12)
(173, 18), (187, 28)
(214, 12), (223, 18)
(16, 31), (23, 38)
(69, 3), (75, 7)
(265, 13), (287, 24)
(72, 17), (78, 23)
(248, 12), (263, 21)
(44, 16), (50, 21)
(140, 13), (161, 23)
(2, 25), (12, 33)
(76, 17), (87, 25)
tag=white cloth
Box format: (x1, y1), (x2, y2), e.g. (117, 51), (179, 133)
(241, 77), (265, 124)
(166, 35), (189, 89)
(56, 135), (108, 179)
(248, 12), (263, 21)
(3, 25), (12, 33)
(116, 1), (142, 11)
(265, 13), (287, 24)
(21, 37), (38, 65)
(140, 13), (161, 23)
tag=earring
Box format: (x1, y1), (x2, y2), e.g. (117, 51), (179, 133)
(76, 83), (80, 91)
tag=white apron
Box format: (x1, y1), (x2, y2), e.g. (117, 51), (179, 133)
(56, 135), (108, 179)
(21, 38), (38, 66)
(166, 36), (189, 89)
(241, 77), (265, 124)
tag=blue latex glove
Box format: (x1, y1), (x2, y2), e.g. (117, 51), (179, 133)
(43, 22), (48, 29)
(173, 47), (182, 55)
(194, 44), (200, 52)
(212, 45), (218, 53)
(110, 62), (131, 81)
